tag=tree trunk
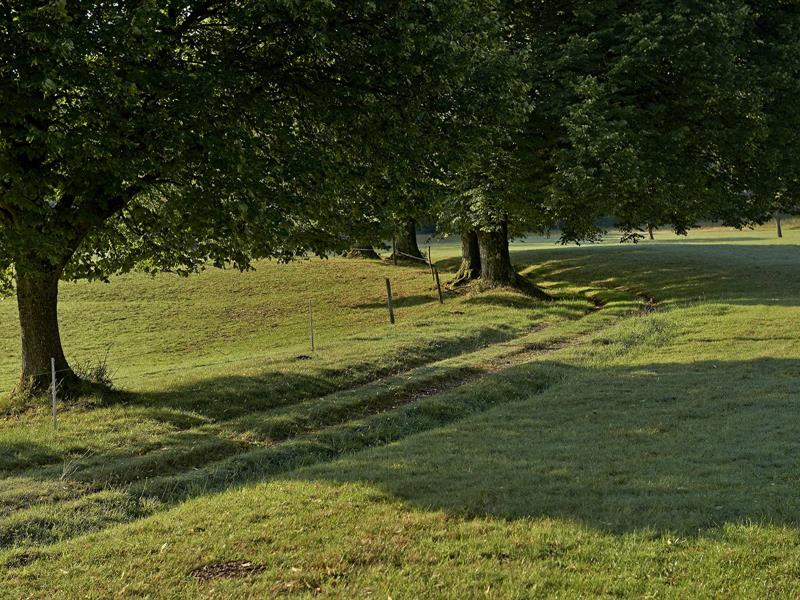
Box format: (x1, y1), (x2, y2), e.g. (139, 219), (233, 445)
(647, 224), (655, 240)
(776, 215), (783, 238)
(393, 218), (423, 260)
(346, 244), (381, 259)
(477, 220), (516, 286)
(450, 230), (481, 286)
(12, 265), (77, 398)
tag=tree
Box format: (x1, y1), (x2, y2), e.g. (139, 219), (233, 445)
(1, 0), (516, 397)
(392, 217), (425, 261)
(450, 230), (481, 286)
(743, 1), (800, 238)
(459, 0), (768, 288)
(547, 2), (768, 242)
(476, 219), (516, 285)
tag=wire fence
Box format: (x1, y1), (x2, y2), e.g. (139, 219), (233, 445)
(25, 253), (451, 429)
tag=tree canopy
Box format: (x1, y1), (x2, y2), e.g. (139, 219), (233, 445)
(0, 0), (520, 395)
(453, 0), (777, 285)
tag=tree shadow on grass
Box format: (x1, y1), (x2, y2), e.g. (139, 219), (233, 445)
(295, 356), (800, 537)
(441, 243), (800, 307)
(8, 243), (800, 551)
(463, 295), (589, 320)
(352, 294), (441, 309)
(0, 442), (61, 473)
(7, 354), (800, 550)
(0, 323), (531, 479)
(647, 235), (767, 243)
(514, 243), (800, 307)
(99, 323), (528, 422)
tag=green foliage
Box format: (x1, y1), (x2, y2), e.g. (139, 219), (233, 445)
(549, 1), (764, 237)
(0, 0), (534, 388)
(0, 265), (12, 298)
(453, 1), (781, 242)
(0, 1), (514, 280)
(745, 1), (800, 216)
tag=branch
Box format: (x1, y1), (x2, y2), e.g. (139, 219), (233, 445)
(0, 206), (14, 228)
(173, 1), (221, 38)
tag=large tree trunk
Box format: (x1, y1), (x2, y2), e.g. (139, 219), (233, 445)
(647, 224), (655, 240)
(12, 264), (77, 398)
(8, 194), (126, 400)
(776, 215), (783, 238)
(450, 230), (481, 286)
(393, 218), (423, 260)
(477, 220), (516, 286)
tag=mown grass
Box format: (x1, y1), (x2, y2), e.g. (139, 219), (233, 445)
(3, 226), (800, 597)
(0, 255), (585, 406)
(0, 248), (605, 556)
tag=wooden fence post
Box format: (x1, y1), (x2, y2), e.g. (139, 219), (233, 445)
(434, 268), (444, 305)
(385, 278), (395, 324)
(308, 301), (315, 352)
(51, 357), (57, 431)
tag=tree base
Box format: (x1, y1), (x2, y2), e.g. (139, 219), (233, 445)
(5, 378), (119, 417)
(448, 258), (480, 287)
(7, 364), (117, 410)
(10, 368), (82, 402)
(394, 218), (424, 260)
(346, 247), (381, 259)
(478, 273), (551, 300)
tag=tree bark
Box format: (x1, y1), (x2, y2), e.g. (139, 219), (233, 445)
(450, 230), (481, 286)
(647, 224), (655, 240)
(776, 215), (783, 238)
(477, 220), (516, 286)
(12, 264), (77, 398)
(393, 218), (423, 260)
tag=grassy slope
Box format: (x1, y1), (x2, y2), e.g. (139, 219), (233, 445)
(3, 224), (800, 597)
(0, 248), (600, 553)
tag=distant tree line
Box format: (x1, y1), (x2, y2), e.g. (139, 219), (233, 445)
(1, 1), (798, 397)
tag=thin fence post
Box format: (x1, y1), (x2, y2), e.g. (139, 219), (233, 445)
(392, 238), (397, 266)
(385, 277), (395, 324)
(50, 357), (57, 432)
(308, 301), (315, 352)
(434, 268), (444, 305)
(428, 245), (435, 282)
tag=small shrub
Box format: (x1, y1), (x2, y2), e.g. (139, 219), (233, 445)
(73, 352), (116, 389)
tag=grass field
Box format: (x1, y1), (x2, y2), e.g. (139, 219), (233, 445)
(2, 222), (800, 598)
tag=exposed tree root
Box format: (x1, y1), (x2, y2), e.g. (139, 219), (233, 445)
(474, 273), (552, 301)
(448, 258), (480, 288)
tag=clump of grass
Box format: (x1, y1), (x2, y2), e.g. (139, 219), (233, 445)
(73, 348), (116, 389)
(590, 313), (674, 360)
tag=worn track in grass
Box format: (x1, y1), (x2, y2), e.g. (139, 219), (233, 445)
(0, 286), (648, 554)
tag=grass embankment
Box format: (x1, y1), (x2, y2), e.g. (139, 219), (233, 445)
(3, 228), (800, 597)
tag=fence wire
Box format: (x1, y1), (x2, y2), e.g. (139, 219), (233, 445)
(20, 262), (447, 393)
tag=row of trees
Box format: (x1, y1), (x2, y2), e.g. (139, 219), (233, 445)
(2, 1), (798, 397)
(350, 1), (800, 284)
